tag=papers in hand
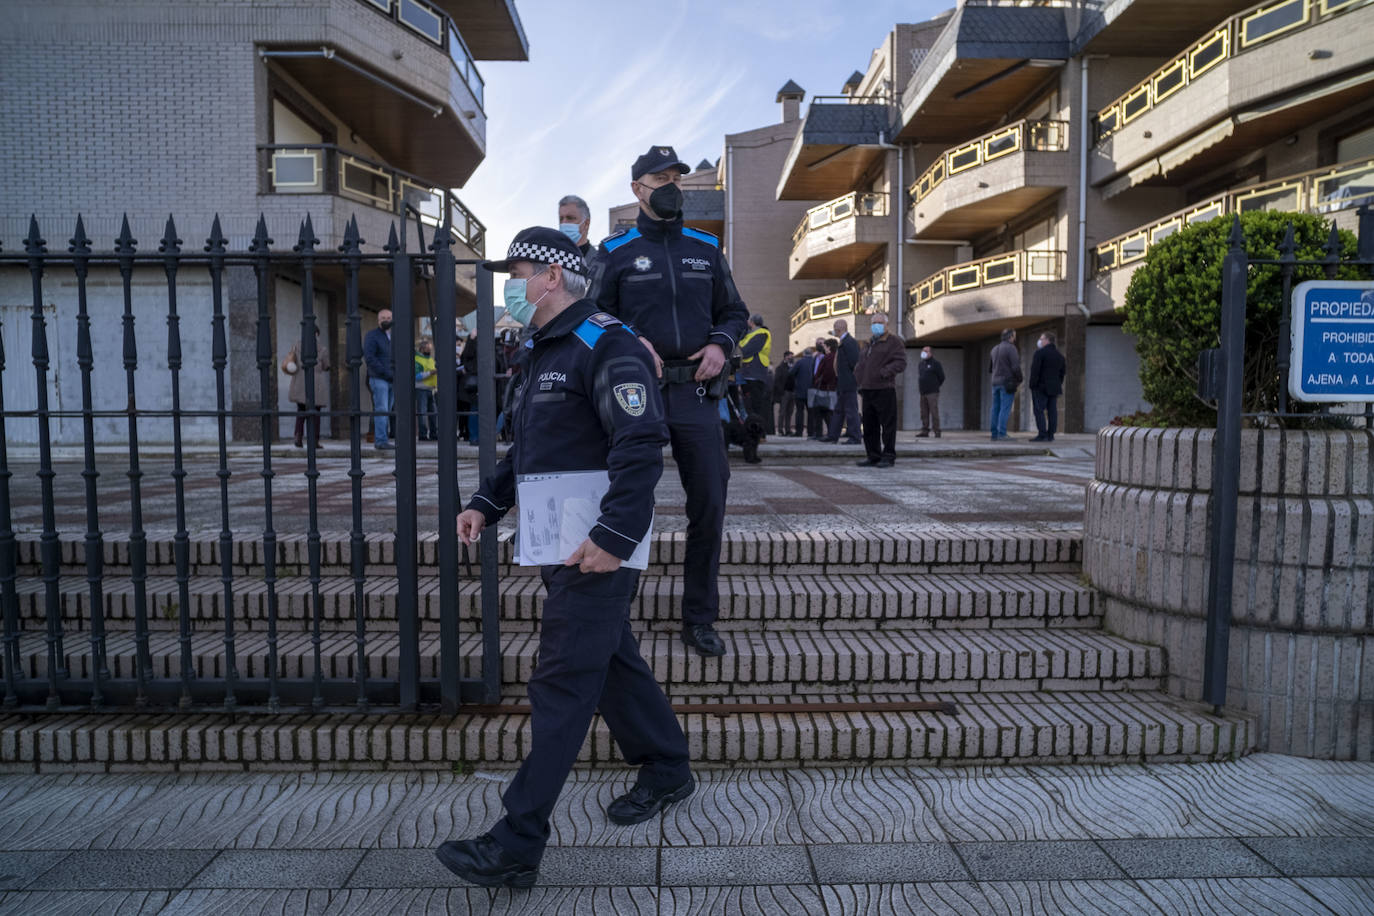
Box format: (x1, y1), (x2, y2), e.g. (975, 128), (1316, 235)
(515, 470), (652, 570)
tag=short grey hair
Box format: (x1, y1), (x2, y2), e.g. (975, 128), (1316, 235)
(558, 194), (591, 224)
(558, 264), (590, 299)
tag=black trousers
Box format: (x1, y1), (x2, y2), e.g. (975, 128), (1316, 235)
(1032, 390), (1059, 438)
(860, 388), (898, 461)
(792, 396), (808, 436)
(490, 565), (690, 866)
(828, 389), (860, 440)
(742, 379), (769, 431)
(665, 382), (729, 625)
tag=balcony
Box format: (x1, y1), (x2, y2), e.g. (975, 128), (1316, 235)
(775, 97), (893, 201)
(427, 0), (529, 60)
(1088, 156), (1374, 314)
(909, 120), (1070, 239)
(788, 192), (890, 280)
(788, 288), (889, 340)
(905, 249), (1067, 341)
(1091, 0), (1374, 189)
(895, 4), (1069, 143)
(262, 0), (489, 186)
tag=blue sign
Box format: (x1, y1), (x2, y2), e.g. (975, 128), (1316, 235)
(1290, 280), (1374, 403)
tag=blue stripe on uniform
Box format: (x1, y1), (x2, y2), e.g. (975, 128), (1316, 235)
(601, 228), (641, 252)
(573, 321), (606, 350)
(682, 227), (719, 248)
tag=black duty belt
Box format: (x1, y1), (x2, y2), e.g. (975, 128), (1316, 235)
(660, 359), (700, 385)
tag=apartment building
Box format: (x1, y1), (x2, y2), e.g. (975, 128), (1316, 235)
(607, 83), (838, 351)
(0, 0), (526, 442)
(782, 0), (1374, 432)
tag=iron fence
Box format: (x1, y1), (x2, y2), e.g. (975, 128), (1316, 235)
(1201, 207), (1374, 710)
(0, 211), (500, 714)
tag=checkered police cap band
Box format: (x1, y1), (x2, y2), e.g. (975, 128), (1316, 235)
(506, 240), (587, 275)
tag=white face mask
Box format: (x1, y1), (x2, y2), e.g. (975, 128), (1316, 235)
(1037, 339), (1047, 349)
(921, 352), (931, 360)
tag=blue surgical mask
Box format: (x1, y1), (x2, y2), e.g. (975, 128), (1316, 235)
(870, 323), (885, 337)
(558, 222), (582, 244)
(502, 269), (550, 326)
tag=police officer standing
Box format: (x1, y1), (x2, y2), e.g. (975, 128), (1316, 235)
(592, 145), (749, 658)
(437, 228), (693, 888)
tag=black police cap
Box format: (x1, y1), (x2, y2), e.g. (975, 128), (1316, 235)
(483, 226), (588, 276)
(631, 145), (692, 181)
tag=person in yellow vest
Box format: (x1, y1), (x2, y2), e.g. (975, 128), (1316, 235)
(414, 336), (439, 441)
(737, 314), (773, 440)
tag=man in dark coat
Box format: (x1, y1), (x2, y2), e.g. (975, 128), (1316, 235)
(824, 318), (862, 444)
(915, 344), (945, 438)
(1029, 330), (1067, 442)
(854, 317), (908, 467)
(789, 346), (814, 437)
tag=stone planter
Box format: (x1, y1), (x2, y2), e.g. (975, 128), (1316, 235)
(1084, 426), (1373, 760)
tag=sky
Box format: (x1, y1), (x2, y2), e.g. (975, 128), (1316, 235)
(458, 0), (951, 257)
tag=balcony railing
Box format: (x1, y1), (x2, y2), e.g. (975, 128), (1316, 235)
(908, 249), (1066, 308)
(1094, 0), (1371, 142)
(1092, 155), (1374, 272)
(358, 0), (485, 109)
(791, 192), (889, 246)
(909, 120), (1070, 204)
(261, 143), (486, 255)
(788, 288), (889, 333)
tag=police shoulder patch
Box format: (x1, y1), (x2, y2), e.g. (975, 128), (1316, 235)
(585, 312), (622, 329)
(613, 382), (647, 417)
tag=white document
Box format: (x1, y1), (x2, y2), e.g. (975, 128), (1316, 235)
(515, 470), (652, 570)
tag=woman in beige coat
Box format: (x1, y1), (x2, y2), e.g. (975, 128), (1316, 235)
(282, 329), (330, 448)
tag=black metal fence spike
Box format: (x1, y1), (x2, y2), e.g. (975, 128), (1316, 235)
(250, 214), (273, 253)
(24, 215), (46, 255)
(206, 215), (227, 254)
(70, 215), (92, 255)
(340, 216), (359, 253)
(159, 215), (182, 254)
(295, 214), (319, 253)
(1279, 222), (1296, 260)
(1227, 214), (1243, 251)
(384, 222), (400, 254)
(431, 211), (453, 253)
(116, 214), (137, 252)
(1358, 205), (1374, 263)
(1323, 222), (1341, 261)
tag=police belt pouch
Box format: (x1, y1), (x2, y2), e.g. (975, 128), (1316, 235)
(513, 470), (652, 570)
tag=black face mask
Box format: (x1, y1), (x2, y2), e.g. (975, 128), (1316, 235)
(647, 183), (683, 220)
(379, 320), (393, 331)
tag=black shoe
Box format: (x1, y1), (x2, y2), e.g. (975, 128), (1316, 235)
(375, 441), (396, 451)
(1030, 434), (1048, 442)
(915, 431), (930, 438)
(842, 438), (862, 445)
(877, 458), (895, 468)
(855, 457), (880, 466)
(682, 623), (726, 657)
(820, 437), (839, 443)
(934, 431), (941, 438)
(606, 777), (695, 826)
(435, 834), (537, 888)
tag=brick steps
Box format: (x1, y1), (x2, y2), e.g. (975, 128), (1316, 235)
(0, 690), (1252, 771)
(14, 529), (1082, 579)
(13, 627), (1163, 695)
(13, 572), (1095, 631)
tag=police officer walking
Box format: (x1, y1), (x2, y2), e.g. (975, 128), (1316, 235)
(592, 145), (749, 658)
(437, 228), (693, 888)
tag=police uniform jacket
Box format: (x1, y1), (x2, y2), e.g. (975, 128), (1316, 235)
(592, 210), (749, 361)
(465, 300), (668, 561)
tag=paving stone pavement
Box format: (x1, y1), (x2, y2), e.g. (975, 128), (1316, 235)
(0, 754), (1371, 914)
(3, 432), (1097, 537)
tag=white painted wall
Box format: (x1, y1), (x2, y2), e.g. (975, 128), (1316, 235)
(1084, 325), (1148, 430)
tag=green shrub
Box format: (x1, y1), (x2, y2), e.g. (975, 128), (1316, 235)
(1121, 211), (1360, 427)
